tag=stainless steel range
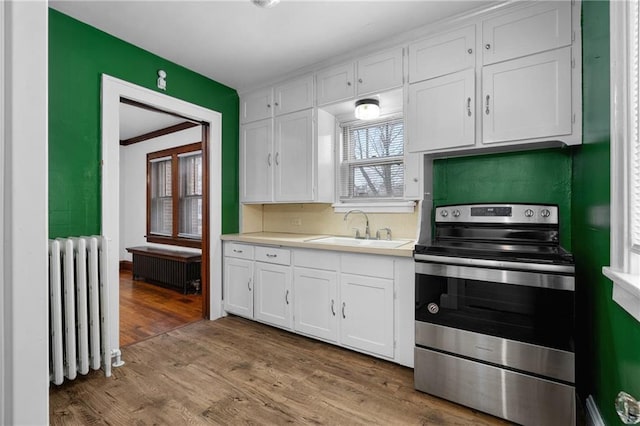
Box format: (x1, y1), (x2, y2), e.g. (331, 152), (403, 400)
(413, 203), (575, 426)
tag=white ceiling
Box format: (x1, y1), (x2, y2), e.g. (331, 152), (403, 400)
(119, 102), (194, 141)
(50, 0), (502, 93)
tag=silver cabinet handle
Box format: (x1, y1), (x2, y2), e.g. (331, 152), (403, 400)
(467, 48), (473, 54)
(275, 152), (280, 166)
(485, 43), (491, 50)
(347, 81), (352, 86)
(267, 103), (271, 108)
(233, 249), (243, 253)
(358, 78), (363, 83)
(285, 290), (290, 305)
(485, 95), (490, 115)
(467, 97), (472, 117)
(331, 299), (335, 316)
(274, 102), (279, 106)
(266, 253), (277, 258)
(267, 153), (272, 166)
(247, 278), (252, 291)
(616, 392), (640, 424)
(341, 302), (346, 319)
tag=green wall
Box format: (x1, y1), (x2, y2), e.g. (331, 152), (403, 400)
(574, 1), (640, 424)
(49, 9), (239, 238)
(433, 148), (573, 249)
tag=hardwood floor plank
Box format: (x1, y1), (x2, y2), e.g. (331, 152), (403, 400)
(119, 270), (202, 347)
(50, 316), (509, 425)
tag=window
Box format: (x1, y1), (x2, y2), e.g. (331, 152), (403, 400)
(339, 117), (404, 200)
(147, 142), (202, 248)
(605, 0), (640, 322)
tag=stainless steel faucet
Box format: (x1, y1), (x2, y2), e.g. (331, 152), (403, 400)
(343, 209), (370, 239)
(376, 227), (392, 240)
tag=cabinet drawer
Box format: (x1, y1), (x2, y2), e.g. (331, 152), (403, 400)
(341, 253), (394, 279)
(224, 242), (254, 260)
(255, 246), (291, 265)
(294, 249), (339, 271)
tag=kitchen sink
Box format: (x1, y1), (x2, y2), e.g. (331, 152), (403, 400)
(305, 236), (413, 249)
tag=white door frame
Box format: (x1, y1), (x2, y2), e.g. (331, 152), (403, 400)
(101, 75), (223, 353)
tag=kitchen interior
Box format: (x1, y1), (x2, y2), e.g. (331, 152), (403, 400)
(38, 0), (640, 425)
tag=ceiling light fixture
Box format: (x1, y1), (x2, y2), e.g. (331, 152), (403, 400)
(252, 0), (280, 8)
(354, 98), (381, 120)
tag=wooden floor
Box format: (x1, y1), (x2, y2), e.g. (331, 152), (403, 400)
(119, 270), (203, 347)
(50, 316), (509, 425)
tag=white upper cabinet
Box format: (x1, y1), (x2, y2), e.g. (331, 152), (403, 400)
(356, 47), (404, 96)
(274, 109), (314, 202)
(316, 62), (355, 106)
(240, 109), (335, 204)
(482, 47), (572, 144)
(241, 75), (314, 123)
(409, 25), (476, 83)
(274, 74), (314, 116)
(316, 47), (404, 106)
(240, 119), (273, 203)
(240, 87), (273, 124)
(482, 1), (572, 65)
(408, 68), (475, 152)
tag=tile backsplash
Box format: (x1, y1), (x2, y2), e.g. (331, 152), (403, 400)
(241, 203), (420, 240)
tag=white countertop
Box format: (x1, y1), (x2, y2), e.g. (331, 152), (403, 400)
(221, 232), (416, 258)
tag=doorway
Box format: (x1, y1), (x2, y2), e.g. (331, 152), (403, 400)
(118, 98), (207, 346)
(101, 75), (223, 355)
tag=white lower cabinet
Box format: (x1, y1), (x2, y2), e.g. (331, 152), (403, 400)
(222, 241), (413, 367)
(223, 243), (255, 319)
(293, 267), (338, 342)
(340, 273), (394, 358)
(254, 261), (293, 330)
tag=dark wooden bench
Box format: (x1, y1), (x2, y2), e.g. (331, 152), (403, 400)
(126, 246), (201, 294)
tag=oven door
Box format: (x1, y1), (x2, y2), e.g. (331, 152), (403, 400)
(415, 260), (575, 382)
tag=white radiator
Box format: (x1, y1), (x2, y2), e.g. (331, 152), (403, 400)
(48, 236), (112, 385)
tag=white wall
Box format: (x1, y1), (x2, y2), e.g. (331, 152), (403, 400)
(119, 125), (203, 261)
(1, 1), (49, 424)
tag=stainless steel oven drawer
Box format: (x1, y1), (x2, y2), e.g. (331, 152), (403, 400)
(414, 347), (576, 426)
(415, 322), (574, 383)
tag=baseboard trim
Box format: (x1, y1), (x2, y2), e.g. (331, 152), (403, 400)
(119, 260), (132, 272)
(586, 395), (605, 426)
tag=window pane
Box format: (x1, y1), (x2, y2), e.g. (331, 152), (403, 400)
(150, 159), (172, 235)
(349, 163), (404, 198)
(179, 154), (202, 238)
(341, 118), (404, 199)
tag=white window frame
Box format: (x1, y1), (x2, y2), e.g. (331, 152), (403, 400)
(604, 0), (640, 322)
(332, 116), (415, 214)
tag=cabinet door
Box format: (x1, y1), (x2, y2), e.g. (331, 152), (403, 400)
(293, 267), (338, 342)
(482, 1), (571, 65)
(274, 109), (314, 202)
(223, 258), (254, 319)
(407, 68), (475, 153)
(274, 75), (314, 116)
(316, 62), (355, 106)
(409, 25), (475, 83)
(482, 47), (572, 144)
(240, 87), (273, 123)
(254, 262), (293, 329)
(403, 151), (423, 200)
(356, 48), (404, 96)
(240, 119), (273, 202)
(340, 273), (394, 358)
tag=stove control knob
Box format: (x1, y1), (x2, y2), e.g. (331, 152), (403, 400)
(440, 209), (449, 217)
(541, 209), (551, 218)
(452, 209), (461, 217)
(524, 209), (535, 218)
(427, 303), (440, 314)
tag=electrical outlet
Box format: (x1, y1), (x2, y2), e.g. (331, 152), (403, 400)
(291, 218), (302, 226)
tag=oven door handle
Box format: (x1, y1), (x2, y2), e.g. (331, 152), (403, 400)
(414, 253), (574, 274)
(414, 259), (575, 291)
